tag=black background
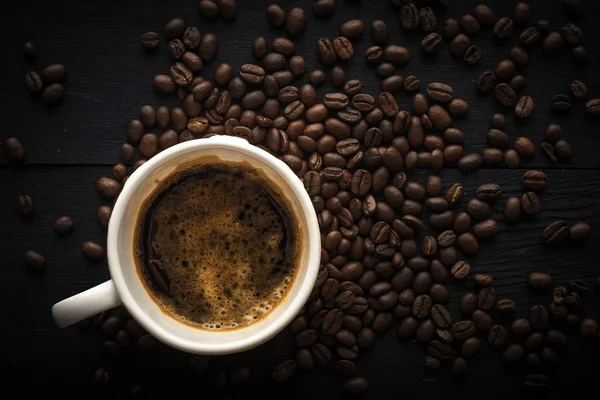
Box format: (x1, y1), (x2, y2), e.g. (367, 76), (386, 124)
(1, 0), (599, 398)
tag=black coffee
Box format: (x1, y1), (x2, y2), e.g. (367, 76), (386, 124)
(134, 160), (301, 330)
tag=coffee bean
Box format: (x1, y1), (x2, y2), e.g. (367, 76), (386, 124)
(519, 27), (541, 48)
(522, 170), (548, 191)
(383, 45), (410, 65)
(82, 241), (105, 262)
(419, 7), (437, 33)
(450, 34), (471, 58)
(430, 304), (451, 328)
(515, 96), (534, 118)
(4, 137), (25, 164)
(503, 149), (520, 168)
(569, 221), (590, 242)
(580, 318), (599, 338)
(42, 83), (64, 106)
(521, 192), (540, 216)
(551, 94), (573, 113)
(452, 320), (476, 340)
(296, 329), (318, 347)
(331, 37), (354, 61)
(514, 137), (535, 157)
(23, 250), (45, 272)
(473, 4), (494, 25)
(460, 14), (481, 36)
(566, 81), (587, 101)
(585, 98), (600, 115)
(429, 340), (452, 360)
(339, 19), (364, 39)
(427, 82), (453, 103)
(416, 319), (436, 343)
(285, 7), (306, 36)
(473, 220), (498, 241)
(400, 3), (419, 30)
(477, 288), (496, 310)
(379, 92), (399, 117)
(443, 18), (460, 40)
(451, 261), (470, 279)
(54, 216), (74, 236)
(457, 153), (482, 172)
(487, 325), (506, 348)
(472, 310), (493, 332)
(330, 66), (346, 88)
(39, 63), (66, 84)
(170, 62), (193, 86)
(530, 305), (549, 330)
(423, 355), (441, 372)
(494, 17), (514, 39)
(495, 83), (516, 107)
(503, 344), (524, 363)
(25, 71), (43, 93)
(461, 337), (480, 358)
(542, 32), (565, 55)
(562, 23), (582, 46)
(554, 139), (572, 159)
(343, 377), (368, 395)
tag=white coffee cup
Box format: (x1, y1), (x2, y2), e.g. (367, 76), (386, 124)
(52, 135), (320, 355)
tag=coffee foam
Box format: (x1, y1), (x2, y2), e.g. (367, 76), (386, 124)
(135, 163), (300, 331)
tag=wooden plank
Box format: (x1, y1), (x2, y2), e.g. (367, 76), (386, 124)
(1, 0), (600, 167)
(1, 165), (598, 396)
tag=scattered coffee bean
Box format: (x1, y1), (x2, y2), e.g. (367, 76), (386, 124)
(24, 250), (45, 272)
(54, 216), (74, 236)
(81, 241), (106, 262)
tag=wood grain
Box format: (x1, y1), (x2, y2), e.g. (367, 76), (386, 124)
(1, 165), (598, 397)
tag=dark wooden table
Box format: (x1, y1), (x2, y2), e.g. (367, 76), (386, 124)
(1, 0), (599, 398)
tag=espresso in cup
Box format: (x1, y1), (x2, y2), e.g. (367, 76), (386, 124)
(134, 159), (301, 331)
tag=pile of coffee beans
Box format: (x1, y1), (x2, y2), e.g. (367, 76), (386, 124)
(6, 0), (599, 396)
(24, 57), (67, 106)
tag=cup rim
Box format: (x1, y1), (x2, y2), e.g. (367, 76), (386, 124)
(107, 136), (320, 355)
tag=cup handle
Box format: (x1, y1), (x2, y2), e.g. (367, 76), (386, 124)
(52, 280), (122, 328)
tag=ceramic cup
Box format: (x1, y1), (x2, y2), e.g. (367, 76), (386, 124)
(52, 135), (320, 355)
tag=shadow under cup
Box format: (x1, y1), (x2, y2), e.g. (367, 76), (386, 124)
(109, 137), (320, 355)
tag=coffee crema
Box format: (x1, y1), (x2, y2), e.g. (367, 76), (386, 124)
(134, 160), (301, 331)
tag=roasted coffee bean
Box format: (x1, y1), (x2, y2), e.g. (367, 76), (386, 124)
(450, 261), (470, 280)
(522, 170), (548, 191)
(330, 66), (346, 88)
(419, 7), (437, 33)
(461, 337), (480, 358)
(521, 192), (540, 216)
(530, 305), (549, 330)
(554, 139), (572, 159)
(141, 31), (160, 49)
(429, 340), (452, 360)
(514, 137), (535, 158)
(568, 80), (588, 100)
(512, 318), (532, 335)
(400, 3), (419, 30)
(562, 23), (582, 46)
(477, 288), (496, 310)
(474, 274), (493, 288)
(495, 83), (516, 107)
(515, 96), (534, 118)
(41, 83), (64, 106)
(457, 153), (482, 172)
(586, 98), (600, 116)
(25, 70), (43, 93)
(452, 321), (476, 340)
(81, 241), (105, 261)
(504, 197), (521, 223)
(493, 17), (513, 39)
(423, 355), (441, 372)
(383, 45), (410, 65)
(431, 305), (451, 328)
(509, 75), (528, 93)
(459, 293), (477, 315)
(412, 295), (432, 318)
(472, 310), (493, 332)
(17, 194), (34, 219)
(23, 250), (45, 272)
(551, 94), (573, 113)
(339, 19), (364, 40)
(460, 14), (481, 36)
(513, 2), (532, 24)
(488, 325), (507, 348)
(333, 37), (354, 61)
(503, 344), (524, 363)
(487, 129), (509, 148)
(572, 45), (589, 63)
(569, 221), (591, 242)
(39, 63), (66, 84)
(444, 18), (460, 40)
(463, 45), (482, 64)
(427, 83), (453, 103)
(54, 216), (74, 236)
(519, 27), (540, 49)
(415, 319), (436, 343)
(450, 34), (471, 58)
(466, 199), (491, 221)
